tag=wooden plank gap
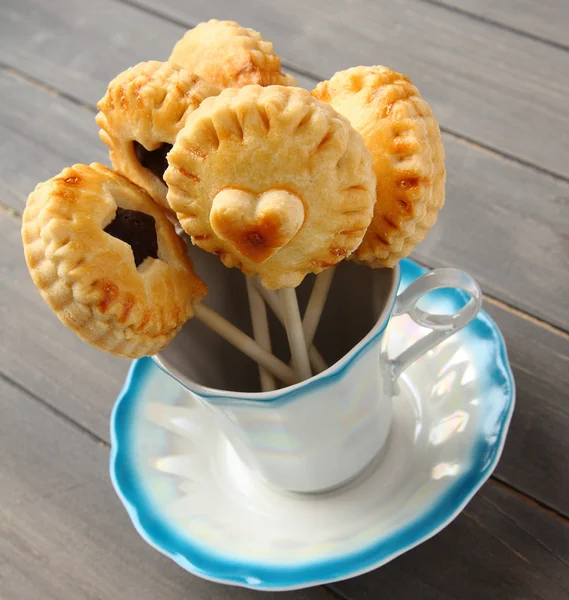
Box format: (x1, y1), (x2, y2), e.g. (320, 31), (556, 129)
(411, 255), (569, 337)
(421, 0), (569, 53)
(491, 478), (569, 525)
(115, 0), (322, 83)
(440, 126), (569, 185)
(483, 295), (569, 342)
(0, 371), (110, 449)
(0, 60), (97, 113)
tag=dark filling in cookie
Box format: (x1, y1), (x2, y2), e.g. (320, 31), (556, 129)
(133, 141), (173, 183)
(104, 208), (159, 267)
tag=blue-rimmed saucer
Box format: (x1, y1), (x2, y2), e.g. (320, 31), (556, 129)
(110, 259), (515, 591)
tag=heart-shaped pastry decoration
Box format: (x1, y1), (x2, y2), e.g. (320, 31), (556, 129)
(210, 188), (305, 264)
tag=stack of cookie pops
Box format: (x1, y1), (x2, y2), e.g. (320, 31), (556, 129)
(21, 19), (445, 392)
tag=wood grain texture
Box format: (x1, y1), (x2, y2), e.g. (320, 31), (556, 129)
(434, 0), (569, 49)
(0, 0), (314, 105)
(0, 68), (107, 214)
(125, 0), (569, 179)
(482, 299), (569, 518)
(415, 135), (569, 331)
(330, 482), (569, 600)
(0, 377), (328, 600)
(3, 200), (569, 515)
(0, 209), (129, 442)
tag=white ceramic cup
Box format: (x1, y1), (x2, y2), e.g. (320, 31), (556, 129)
(155, 258), (482, 493)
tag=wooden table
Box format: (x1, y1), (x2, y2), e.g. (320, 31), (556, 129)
(1, 0), (568, 598)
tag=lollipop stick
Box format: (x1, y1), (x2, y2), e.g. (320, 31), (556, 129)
(254, 283), (328, 374)
(279, 288), (312, 381)
(303, 268), (335, 347)
(246, 278), (276, 391)
(194, 304), (297, 386)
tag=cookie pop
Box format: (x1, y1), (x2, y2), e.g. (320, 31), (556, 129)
(285, 66), (446, 344)
(96, 61), (220, 212)
(169, 19), (296, 90)
(21, 163), (300, 386)
(165, 84), (376, 382)
(312, 66), (446, 267)
(22, 163), (207, 358)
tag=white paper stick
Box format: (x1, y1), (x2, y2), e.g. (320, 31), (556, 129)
(246, 278), (276, 391)
(254, 282), (328, 374)
(279, 288), (312, 381)
(194, 304), (297, 386)
(302, 268), (336, 347)
(307, 345), (328, 374)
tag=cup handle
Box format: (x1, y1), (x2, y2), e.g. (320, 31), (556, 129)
(390, 268), (483, 380)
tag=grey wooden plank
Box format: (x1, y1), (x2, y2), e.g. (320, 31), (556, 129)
(0, 68), (107, 214)
(0, 0), (314, 106)
(330, 482), (569, 600)
(415, 135), (569, 330)
(0, 377), (329, 600)
(124, 0), (569, 180)
(435, 0), (569, 50)
(482, 300), (569, 518)
(2, 0), (569, 179)
(1, 34), (569, 330)
(0, 208), (130, 441)
(3, 201), (569, 516)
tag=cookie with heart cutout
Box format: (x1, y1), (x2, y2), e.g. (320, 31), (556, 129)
(165, 85), (376, 289)
(96, 61), (220, 211)
(312, 66), (446, 268)
(169, 20), (297, 89)
(22, 163), (207, 358)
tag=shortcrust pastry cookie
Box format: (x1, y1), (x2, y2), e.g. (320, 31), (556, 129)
(312, 66), (445, 267)
(165, 85), (375, 289)
(22, 163), (207, 357)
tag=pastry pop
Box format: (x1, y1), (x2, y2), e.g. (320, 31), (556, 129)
(21, 163), (297, 382)
(165, 84), (376, 290)
(312, 66), (446, 267)
(22, 163), (207, 358)
(96, 61), (220, 211)
(165, 84), (376, 381)
(169, 19), (296, 90)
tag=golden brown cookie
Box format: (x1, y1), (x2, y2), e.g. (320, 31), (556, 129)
(22, 163), (207, 358)
(169, 20), (296, 89)
(96, 61), (220, 210)
(312, 66), (445, 267)
(165, 85), (375, 289)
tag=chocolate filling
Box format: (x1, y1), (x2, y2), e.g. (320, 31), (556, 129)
(104, 208), (159, 267)
(133, 141), (173, 183)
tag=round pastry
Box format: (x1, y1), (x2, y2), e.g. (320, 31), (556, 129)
(169, 20), (297, 90)
(96, 61), (220, 210)
(21, 163), (207, 358)
(165, 85), (376, 289)
(312, 66), (446, 267)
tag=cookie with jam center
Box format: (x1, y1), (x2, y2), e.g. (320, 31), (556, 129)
(22, 163), (207, 358)
(96, 61), (220, 211)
